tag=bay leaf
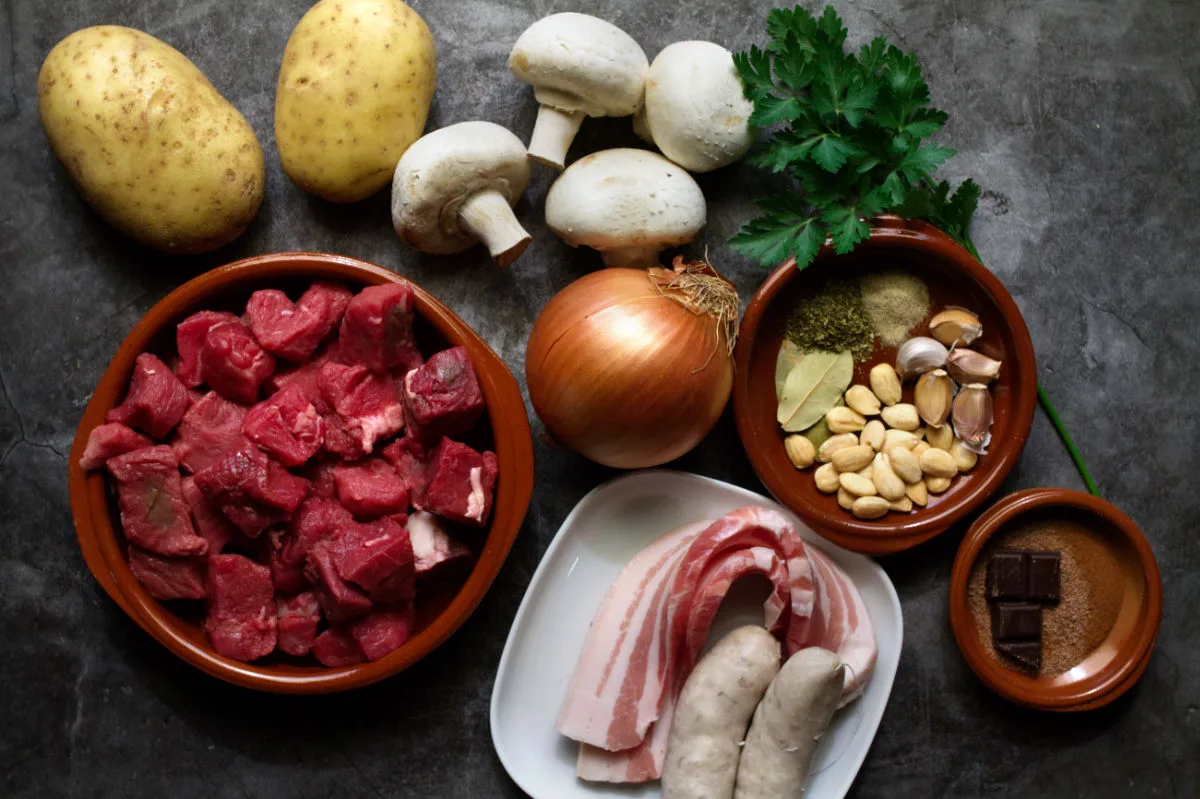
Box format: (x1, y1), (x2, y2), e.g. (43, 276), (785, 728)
(777, 350), (853, 432)
(774, 339), (805, 400)
(800, 400), (842, 449)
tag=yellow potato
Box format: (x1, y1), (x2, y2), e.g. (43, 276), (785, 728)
(37, 26), (264, 254)
(275, 0), (436, 202)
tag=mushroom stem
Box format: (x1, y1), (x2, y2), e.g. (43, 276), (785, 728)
(458, 189), (532, 268)
(600, 246), (663, 268)
(527, 105), (585, 170)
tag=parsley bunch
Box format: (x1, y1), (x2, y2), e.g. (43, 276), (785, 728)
(731, 4), (981, 268)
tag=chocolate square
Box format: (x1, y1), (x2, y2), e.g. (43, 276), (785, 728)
(997, 640), (1042, 671)
(1027, 552), (1061, 604)
(991, 602), (1042, 641)
(986, 550), (1029, 600)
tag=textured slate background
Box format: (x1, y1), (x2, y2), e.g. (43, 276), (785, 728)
(2, 0), (1197, 796)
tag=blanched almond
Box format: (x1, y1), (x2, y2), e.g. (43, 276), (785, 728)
(869, 363), (902, 406)
(906, 480), (929, 506)
(880, 403), (920, 431)
(837, 488), (856, 510)
(888, 496), (913, 513)
(926, 475), (952, 493)
(826, 406), (867, 434)
(814, 462), (840, 493)
(818, 433), (859, 462)
(860, 419), (886, 451)
(784, 434), (816, 469)
(832, 445), (874, 473)
(919, 448), (957, 478)
(844, 385), (882, 416)
(871, 453), (907, 501)
(839, 472), (877, 497)
(951, 439), (978, 472)
(883, 429), (919, 453)
(912, 441), (932, 459)
(926, 423), (954, 452)
(888, 445), (923, 484)
(852, 495), (890, 519)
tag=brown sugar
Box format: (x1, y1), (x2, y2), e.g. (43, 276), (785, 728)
(968, 517), (1125, 676)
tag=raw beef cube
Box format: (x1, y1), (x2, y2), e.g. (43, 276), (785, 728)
(333, 458), (408, 519)
(205, 554), (277, 662)
(423, 439), (499, 527)
(402, 347), (484, 442)
(350, 605), (416, 662)
(79, 422), (153, 470)
(270, 497), (353, 592)
(321, 414), (366, 460)
(106, 353), (191, 438)
(276, 591), (321, 656)
(201, 321), (275, 404)
(107, 446), (208, 556)
(311, 627), (365, 667)
(127, 546), (207, 600)
(267, 348), (335, 411)
(318, 362), (404, 455)
(302, 459), (340, 500)
(246, 282), (352, 363)
(381, 436), (431, 507)
(332, 517), (414, 601)
(172, 391), (251, 473)
(243, 384), (324, 467)
(181, 476), (237, 554)
(408, 511), (472, 582)
(176, 310), (239, 387)
(193, 447), (310, 537)
(306, 541), (372, 623)
(337, 283), (423, 374)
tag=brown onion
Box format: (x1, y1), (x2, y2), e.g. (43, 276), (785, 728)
(525, 259), (738, 468)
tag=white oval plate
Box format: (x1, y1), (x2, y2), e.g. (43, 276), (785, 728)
(491, 470), (902, 799)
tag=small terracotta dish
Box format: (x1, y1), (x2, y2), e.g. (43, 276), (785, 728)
(68, 252), (535, 693)
(732, 216), (1037, 554)
(949, 488), (1161, 710)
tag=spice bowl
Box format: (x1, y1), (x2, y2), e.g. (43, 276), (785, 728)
(732, 216), (1038, 554)
(68, 252), (536, 693)
(949, 489), (1162, 710)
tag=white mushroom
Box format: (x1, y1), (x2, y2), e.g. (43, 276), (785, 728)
(636, 41), (754, 173)
(544, 148), (706, 267)
(391, 121), (532, 267)
(508, 13), (649, 170)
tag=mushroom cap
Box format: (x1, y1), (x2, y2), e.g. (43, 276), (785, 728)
(545, 148), (706, 253)
(642, 41), (754, 173)
(391, 121), (531, 255)
(508, 13), (648, 118)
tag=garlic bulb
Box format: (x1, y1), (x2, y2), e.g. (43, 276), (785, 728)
(895, 336), (948, 379)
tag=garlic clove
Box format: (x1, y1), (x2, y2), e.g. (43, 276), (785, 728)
(946, 348), (1002, 385)
(914, 369), (954, 428)
(929, 308), (982, 347)
(895, 336), (948, 379)
(952, 383), (994, 454)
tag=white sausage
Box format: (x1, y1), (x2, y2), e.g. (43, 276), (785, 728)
(662, 626), (782, 799)
(733, 647), (845, 798)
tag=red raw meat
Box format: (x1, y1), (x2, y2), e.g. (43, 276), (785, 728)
(333, 458), (409, 519)
(318, 362), (404, 455)
(205, 554), (277, 662)
(127, 546), (207, 600)
(268, 348), (335, 411)
(276, 591), (322, 656)
(193, 447), (310, 537)
(337, 283), (423, 374)
(332, 517), (415, 602)
(269, 497), (352, 593)
(306, 541), (373, 623)
(79, 422), (153, 470)
(422, 438), (499, 527)
(245, 282), (351, 362)
(350, 605), (415, 662)
(181, 476), (237, 554)
(176, 310), (239, 387)
(243, 384), (325, 467)
(402, 347), (484, 442)
(172, 391), (251, 473)
(311, 627), (365, 667)
(107, 446), (208, 557)
(201, 321), (275, 404)
(106, 353), (191, 438)
(381, 436), (431, 507)
(301, 459), (340, 499)
(408, 510), (472, 582)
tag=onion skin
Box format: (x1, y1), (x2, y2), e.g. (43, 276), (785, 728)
(525, 268), (733, 469)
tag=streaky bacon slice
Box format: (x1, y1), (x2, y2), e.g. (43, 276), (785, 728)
(560, 506), (878, 784)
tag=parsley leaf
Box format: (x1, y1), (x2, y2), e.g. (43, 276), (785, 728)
(731, 4), (982, 269)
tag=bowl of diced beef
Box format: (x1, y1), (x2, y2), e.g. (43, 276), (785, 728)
(68, 252), (535, 693)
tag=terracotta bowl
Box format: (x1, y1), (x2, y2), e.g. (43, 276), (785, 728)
(732, 216), (1037, 554)
(67, 252), (535, 693)
(948, 489), (1162, 710)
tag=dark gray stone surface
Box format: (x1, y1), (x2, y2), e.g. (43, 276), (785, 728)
(2, 0), (1196, 796)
